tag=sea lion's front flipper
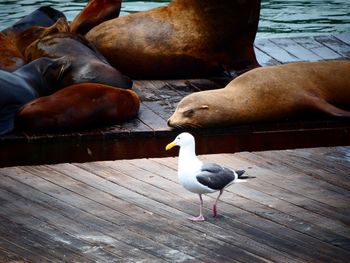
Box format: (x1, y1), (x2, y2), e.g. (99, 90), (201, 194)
(70, 0), (122, 35)
(309, 96), (350, 117)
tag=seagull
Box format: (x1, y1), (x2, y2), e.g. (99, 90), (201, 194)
(166, 132), (245, 222)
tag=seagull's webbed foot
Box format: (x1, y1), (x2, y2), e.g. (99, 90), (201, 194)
(188, 194), (205, 222)
(188, 215), (205, 222)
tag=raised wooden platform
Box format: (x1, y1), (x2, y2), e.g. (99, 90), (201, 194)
(1, 33), (350, 167)
(0, 146), (349, 262)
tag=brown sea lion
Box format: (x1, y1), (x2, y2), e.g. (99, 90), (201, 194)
(86, 0), (261, 79)
(0, 19), (69, 72)
(71, 0), (122, 35)
(25, 32), (132, 88)
(15, 17), (70, 55)
(167, 60), (350, 128)
(0, 32), (24, 71)
(16, 83), (140, 133)
(0, 7), (69, 72)
(0, 57), (70, 135)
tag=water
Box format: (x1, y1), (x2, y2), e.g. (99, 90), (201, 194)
(0, 0), (349, 38)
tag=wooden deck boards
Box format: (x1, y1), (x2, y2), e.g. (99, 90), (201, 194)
(0, 33), (350, 167)
(0, 146), (349, 262)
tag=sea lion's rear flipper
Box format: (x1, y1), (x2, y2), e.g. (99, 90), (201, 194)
(309, 96), (350, 118)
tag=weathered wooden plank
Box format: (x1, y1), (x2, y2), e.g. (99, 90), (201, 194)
(73, 161), (308, 262)
(315, 35), (350, 58)
(143, 101), (171, 121)
(335, 33), (350, 46)
(25, 165), (243, 263)
(292, 36), (343, 60)
(184, 79), (226, 91)
(235, 151), (350, 204)
(201, 155), (350, 238)
(47, 163), (261, 263)
(0, 189), (124, 263)
(19, 165), (199, 263)
(0, 169), (170, 262)
(155, 154), (350, 230)
(250, 150), (350, 191)
(102, 117), (151, 134)
(149, 157), (350, 253)
(0, 180), (158, 262)
(0, 238), (49, 263)
(74, 162), (282, 263)
(0, 146), (350, 262)
(138, 104), (170, 131)
(296, 147), (350, 171)
(270, 37), (323, 61)
(0, 247), (31, 263)
(255, 38), (300, 63)
(98, 159), (348, 263)
(254, 46), (281, 66)
(0, 214), (92, 262)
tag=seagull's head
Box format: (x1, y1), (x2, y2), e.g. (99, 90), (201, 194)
(165, 132), (195, 151)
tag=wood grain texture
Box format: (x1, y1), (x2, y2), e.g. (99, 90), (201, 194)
(0, 146), (349, 262)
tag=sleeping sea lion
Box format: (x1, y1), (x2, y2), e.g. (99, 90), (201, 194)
(0, 18), (69, 72)
(167, 60), (350, 128)
(25, 32), (132, 88)
(2, 6), (66, 37)
(0, 7), (68, 72)
(0, 57), (69, 135)
(15, 17), (70, 55)
(70, 0), (122, 35)
(0, 32), (24, 71)
(16, 83), (140, 133)
(86, 0), (261, 79)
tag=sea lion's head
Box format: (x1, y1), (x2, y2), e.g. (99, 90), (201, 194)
(168, 89), (236, 129)
(33, 56), (71, 95)
(167, 92), (213, 129)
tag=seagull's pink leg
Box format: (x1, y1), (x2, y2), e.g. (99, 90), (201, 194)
(188, 194), (205, 222)
(213, 189), (224, 217)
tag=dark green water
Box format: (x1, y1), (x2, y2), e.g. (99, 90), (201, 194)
(0, 0), (349, 38)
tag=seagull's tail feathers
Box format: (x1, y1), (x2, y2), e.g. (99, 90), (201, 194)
(236, 170), (245, 178)
(235, 170), (256, 182)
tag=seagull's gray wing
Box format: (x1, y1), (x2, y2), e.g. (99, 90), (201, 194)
(196, 162), (236, 190)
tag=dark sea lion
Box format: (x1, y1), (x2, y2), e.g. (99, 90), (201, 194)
(71, 0), (122, 35)
(167, 60), (350, 128)
(15, 17), (70, 55)
(2, 6), (66, 37)
(86, 0), (261, 79)
(25, 32), (132, 88)
(16, 83), (141, 133)
(0, 57), (69, 135)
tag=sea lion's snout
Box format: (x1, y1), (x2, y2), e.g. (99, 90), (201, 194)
(167, 118), (172, 126)
(167, 111), (187, 128)
(167, 115), (178, 128)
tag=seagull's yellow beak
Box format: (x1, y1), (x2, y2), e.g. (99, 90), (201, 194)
(165, 141), (176, 151)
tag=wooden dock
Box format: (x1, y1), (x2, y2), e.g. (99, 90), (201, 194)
(0, 146), (349, 262)
(1, 34), (350, 167)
